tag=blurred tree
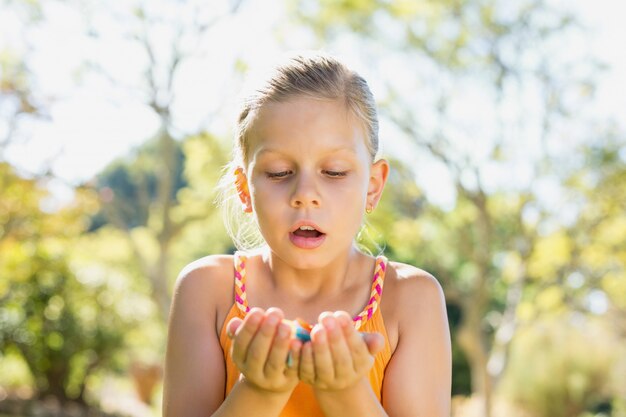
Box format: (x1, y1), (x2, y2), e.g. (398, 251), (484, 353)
(90, 137), (187, 231)
(286, 0), (609, 415)
(89, 130), (230, 323)
(570, 132), (625, 317)
(499, 318), (616, 417)
(0, 163), (139, 406)
(2, 0), (247, 406)
(82, 128), (232, 404)
(79, 0), (246, 323)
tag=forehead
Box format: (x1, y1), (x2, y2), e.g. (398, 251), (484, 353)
(248, 96), (368, 160)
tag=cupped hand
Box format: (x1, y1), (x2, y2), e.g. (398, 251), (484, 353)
(227, 307), (302, 393)
(298, 311), (384, 391)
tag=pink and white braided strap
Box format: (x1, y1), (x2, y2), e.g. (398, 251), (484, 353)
(353, 256), (387, 330)
(234, 253), (250, 314)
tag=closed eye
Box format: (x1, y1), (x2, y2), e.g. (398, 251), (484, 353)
(266, 170), (292, 179)
(324, 170), (348, 177)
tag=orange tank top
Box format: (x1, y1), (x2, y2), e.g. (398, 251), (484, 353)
(219, 252), (392, 416)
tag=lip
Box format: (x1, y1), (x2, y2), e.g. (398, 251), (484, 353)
(290, 220), (325, 234)
(289, 232), (326, 249)
(289, 220), (326, 249)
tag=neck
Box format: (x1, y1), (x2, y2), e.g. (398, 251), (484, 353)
(261, 245), (365, 301)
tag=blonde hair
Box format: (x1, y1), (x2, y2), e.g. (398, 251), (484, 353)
(218, 52), (381, 251)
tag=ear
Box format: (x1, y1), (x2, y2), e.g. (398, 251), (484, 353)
(367, 159), (389, 210)
(234, 167), (253, 213)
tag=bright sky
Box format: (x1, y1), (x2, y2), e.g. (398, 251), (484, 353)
(1, 0), (624, 208)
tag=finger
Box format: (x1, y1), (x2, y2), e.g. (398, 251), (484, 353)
(333, 311), (353, 328)
(285, 339), (302, 379)
(362, 332), (385, 355)
(334, 311), (383, 355)
(311, 324), (334, 384)
(299, 341), (315, 384)
(231, 308), (265, 367)
(245, 308), (284, 374)
(342, 320), (375, 373)
(264, 321), (292, 378)
(321, 314), (352, 378)
(227, 317), (243, 339)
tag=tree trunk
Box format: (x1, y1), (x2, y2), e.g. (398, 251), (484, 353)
(457, 306), (493, 417)
(154, 239), (172, 321)
(152, 125), (176, 321)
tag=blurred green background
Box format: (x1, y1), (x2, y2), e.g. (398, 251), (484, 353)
(1, 0), (624, 416)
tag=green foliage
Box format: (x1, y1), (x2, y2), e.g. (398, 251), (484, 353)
(176, 132), (230, 225)
(574, 139), (626, 310)
(499, 317), (617, 417)
(448, 304), (472, 395)
(90, 136), (187, 231)
(0, 163), (140, 404)
(87, 124), (231, 238)
(89, 131), (232, 271)
(0, 249), (127, 402)
(360, 157), (425, 256)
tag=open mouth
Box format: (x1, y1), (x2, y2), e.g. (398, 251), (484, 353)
(289, 224), (326, 249)
(292, 225), (324, 238)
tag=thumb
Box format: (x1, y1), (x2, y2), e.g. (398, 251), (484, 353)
(362, 332), (385, 355)
(226, 317), (243, 339)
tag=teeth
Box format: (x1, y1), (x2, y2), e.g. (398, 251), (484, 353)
(299, 225), (315, 231)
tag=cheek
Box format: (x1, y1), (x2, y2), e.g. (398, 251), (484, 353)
(250, 181), (285, 205)
(249, 183), (285, 226)
(334, 176), (368, 204)
(333, 183), (367, 227)
(251, 200), (279, 240)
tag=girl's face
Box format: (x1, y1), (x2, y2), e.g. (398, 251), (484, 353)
(245, 96), (388, 268)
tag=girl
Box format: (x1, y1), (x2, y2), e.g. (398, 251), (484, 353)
(162, 53), (451, 416)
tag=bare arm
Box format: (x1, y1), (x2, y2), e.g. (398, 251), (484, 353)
(381, 273), (452, 416)
(162, 263), (226, 416)
(162, 259), (298, 417)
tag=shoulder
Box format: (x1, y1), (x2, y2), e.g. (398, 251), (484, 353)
(171, 254), (235, 321)
(174, 254), (234, 294)
(379, 260), (447, 352)
(384, 260), (446, 315)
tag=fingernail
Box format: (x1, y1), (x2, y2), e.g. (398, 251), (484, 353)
(323, 317), (335, 331)
(316, 330), (327, 343)
(267, 315), (279, 326)
(337, 315), (351, 328)
(249, 313), (261, 325)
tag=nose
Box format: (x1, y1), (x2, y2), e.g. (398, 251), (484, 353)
(290, 172), (321, 209)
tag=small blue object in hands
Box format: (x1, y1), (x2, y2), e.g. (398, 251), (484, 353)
(294, 324), (312, 342)
(284, 318), (313, 342)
